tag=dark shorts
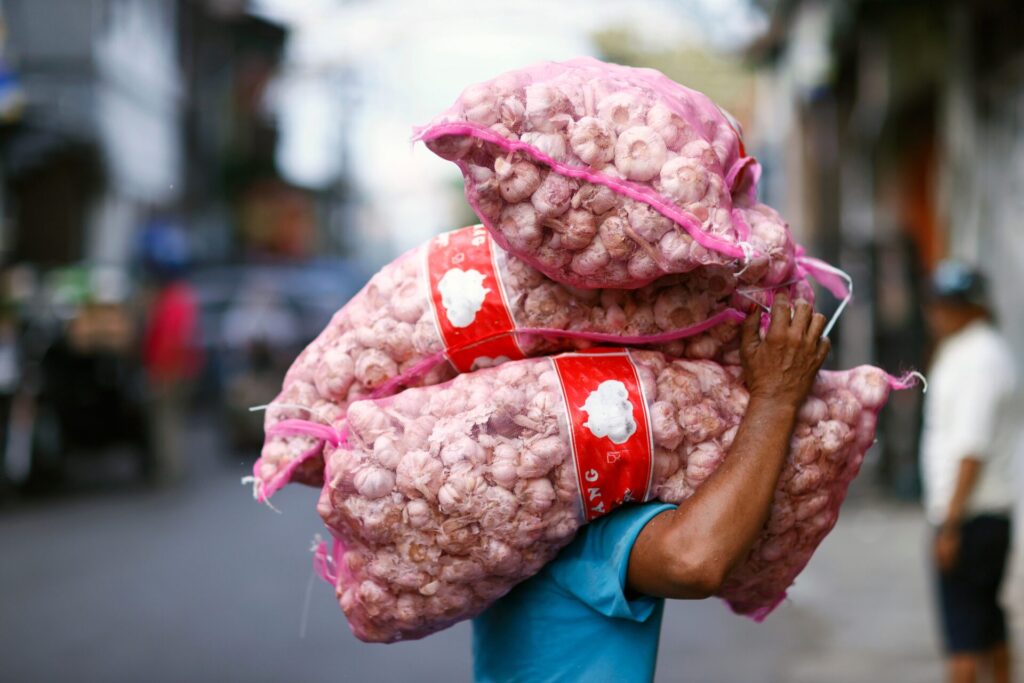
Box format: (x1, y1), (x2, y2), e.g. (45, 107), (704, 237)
(935, 514), (1012, 654)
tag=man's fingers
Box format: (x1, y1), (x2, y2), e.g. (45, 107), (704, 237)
(791, 300), (813, 337)
(741, 308), (761, 355)
(767, 292), (791, 340)
(814, 336), (831, 366)
(807, 312), (827, 343)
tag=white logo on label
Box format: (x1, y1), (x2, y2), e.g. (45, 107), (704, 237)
(437, 268), (489, 328)
(581, 380), (637, 445)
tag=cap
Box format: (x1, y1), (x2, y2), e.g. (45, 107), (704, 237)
(930, 260), (988, 308)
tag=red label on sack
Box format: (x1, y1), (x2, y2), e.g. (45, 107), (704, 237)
(426, 225), (524, 373)
(552, 349), (654, 522)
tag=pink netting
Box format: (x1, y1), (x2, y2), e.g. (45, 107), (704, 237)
(315, 349), (916, 642)
(415, 57), (795, 289)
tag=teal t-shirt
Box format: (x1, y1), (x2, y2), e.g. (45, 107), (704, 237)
(472, 502), (676, 683)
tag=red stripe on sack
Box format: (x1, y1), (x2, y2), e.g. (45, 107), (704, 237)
(552, 350), (654, 522)
(426, 225), (524, 372)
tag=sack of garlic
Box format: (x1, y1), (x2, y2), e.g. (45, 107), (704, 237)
(314, 348), (919, 642)
(415, 57), (794, 289)
(252, 225), (817, 502)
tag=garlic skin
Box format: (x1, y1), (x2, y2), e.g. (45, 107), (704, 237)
(598, 214), (634, 259)
(657, 156), (710, 204)
(520, 131), (568, 162)
(461, 83), (498, 126)
(426, 134), (474, 162)
(524, 83), (571, 132)
(569, 238), (610, 276)
(495, 157), (542, 203)
(597, 91), (647, 133)
(569, 116), (616, 166)
(614, 126), (667, 182)
(571, 184), (618, 215)
(498, 202), (543, 252)
(646, 102), (692, 150)
(543, 209), (596, 251)
(530, 172), (575, 218)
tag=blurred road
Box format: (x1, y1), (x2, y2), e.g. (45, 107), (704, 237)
(1, 419), (1019, 683)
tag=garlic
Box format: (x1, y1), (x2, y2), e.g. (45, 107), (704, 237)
(646, 102), (693, 150)
(570, 238), (611, 276)
(627, 249), (660, 282)
(530, 172), (575, 217)
(489, 123), (518, 141)
(354, 348), (398, 389)
(598, 214), (634, 259)
(426, 134), (473, 161)
(657, 156), (710, 204)
(679, 139), (719, 169)
(614, 126), (667, 182)
(542, 208), (596, 251)
(497, 95), (526, 133)
(520, 131), (568, 162)
(498, 202), (542, 252)
(354, 466), (396, 500)
(658, 230), (693, 268)
(460, 83), (498, 126)
(597, 91), (647, 133)
(626, 202), (673, 243)
(524, 83), (571, 132)
(571, 183), (619, 215)
(569, 116), (616, 166)
(495, 157), (542, 202)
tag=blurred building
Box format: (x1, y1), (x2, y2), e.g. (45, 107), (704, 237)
(178, 0), (320, 262)
(0, 0), (321, 270)
(0, 0), (182, 266)
(749, 0), (1024, 496)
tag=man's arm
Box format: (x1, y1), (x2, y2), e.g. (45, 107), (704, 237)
(628, 294), (829, 599)
(934, 457), (982, 571)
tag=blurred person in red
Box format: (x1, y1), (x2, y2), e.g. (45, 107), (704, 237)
(922, 261), (1016, 683)
(140, 219), (201, 485)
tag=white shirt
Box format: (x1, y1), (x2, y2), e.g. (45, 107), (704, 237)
(920, 320), (1018, 524)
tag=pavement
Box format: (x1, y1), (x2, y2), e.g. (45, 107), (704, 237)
(1, 419), (1021, 683)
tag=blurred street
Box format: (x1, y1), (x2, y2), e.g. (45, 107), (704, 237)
(4, 420), (1018, 683)
(0, 1), (1022, 682)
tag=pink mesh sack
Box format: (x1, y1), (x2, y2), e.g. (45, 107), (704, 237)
(253, 225), (820, 501)
(313, 348), (919, 642)
(415, 57), (793, 289)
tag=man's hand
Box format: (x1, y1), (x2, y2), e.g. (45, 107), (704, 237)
(628, 293), (831, 599)
(935, 526), (961, 573)
(741, 293), (830, 405)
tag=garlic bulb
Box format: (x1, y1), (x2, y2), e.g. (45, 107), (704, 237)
(495, 157), (542, 202)
(461, 83), (498, 126)
(520, 131), (568, 162)
(658, 156), (710, 204)
(530, 172), (575, 217)
(597, 91), (647, 133)
(569, 116), (616, 167)
(614, 126), (667, 182)
(646, 102), (692, 150)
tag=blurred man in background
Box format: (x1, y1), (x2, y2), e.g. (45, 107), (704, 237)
(921, 261), (1017, 683)
(139, 219), (201, 485)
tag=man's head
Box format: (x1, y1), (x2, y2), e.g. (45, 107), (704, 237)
(925, 260), (990, 340)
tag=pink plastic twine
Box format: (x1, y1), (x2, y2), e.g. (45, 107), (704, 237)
(312, 535), (341, 585)
(796, 256), (853, 338)
(247, 416), (349, 503)
(888, 371), (928, 392)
